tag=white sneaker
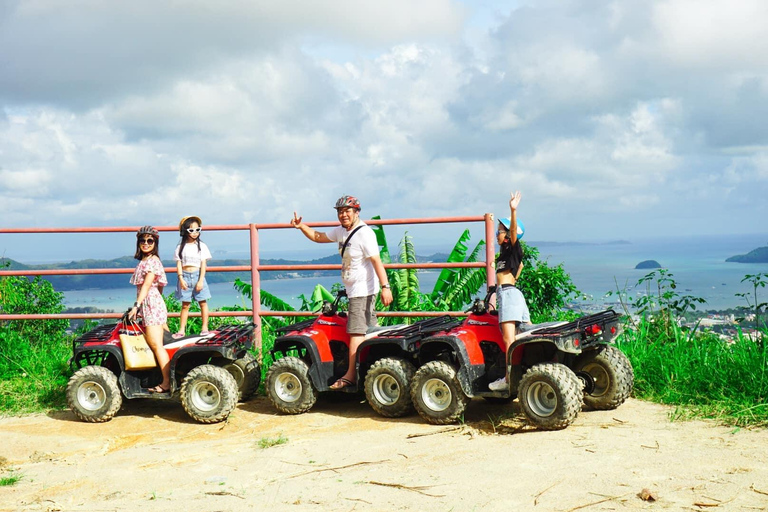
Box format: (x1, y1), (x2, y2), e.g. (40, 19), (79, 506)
(488, 377), (508, 391)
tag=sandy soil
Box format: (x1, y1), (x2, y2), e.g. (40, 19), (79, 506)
(1, 396), (767, 512)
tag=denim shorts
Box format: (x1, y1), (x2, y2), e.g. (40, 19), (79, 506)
(175, 270), (212, 303)
(497, 284), (530, 324)
(347, 295), (378, 334)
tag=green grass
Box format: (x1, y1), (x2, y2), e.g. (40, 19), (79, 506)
(0, 472), (23, 486)
(0, 331), (71, 414)
(257, 433), (288, 449)
(618, 319), (768, 428)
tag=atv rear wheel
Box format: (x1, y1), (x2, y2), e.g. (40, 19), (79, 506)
(266, 357), (317, 414)
(224, 352), (261, 402)
(67, 366), (123, 423)
(364, 357), (416, 418)
(410, 361), (468, 425)
(574, 345), (634, 410)
(518, 363), (582, 431)
(180, 365), (239, 424)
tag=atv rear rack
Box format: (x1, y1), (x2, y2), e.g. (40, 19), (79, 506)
(195, 323), (255, 348)
(374, 316), (462, 342)
(530, 309), (621, 337)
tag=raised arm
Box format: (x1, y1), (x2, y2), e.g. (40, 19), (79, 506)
(291, 211), (332, 243)
(509, 191), (521, 246)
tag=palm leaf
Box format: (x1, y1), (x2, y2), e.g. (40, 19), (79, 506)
(430, 229), (472, 301)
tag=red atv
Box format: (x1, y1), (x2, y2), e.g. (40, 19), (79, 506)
(266, 290), (459, 418)
(409, 286), (633, 430)
(67, 315), (259, 424)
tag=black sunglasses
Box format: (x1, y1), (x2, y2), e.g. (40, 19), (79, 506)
(139, 238), (156, 245)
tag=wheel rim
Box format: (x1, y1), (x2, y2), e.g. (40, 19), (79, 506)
(420, 378), (452, 412)
(275, 372), (302, 403)
(190, 380), (221, 412)
(224, 364), (245, 387)
(525, 381), (557, 417)
(372, 374), (400, 406)
(77, 381), (107, 411)
(582, 363), (609, 397)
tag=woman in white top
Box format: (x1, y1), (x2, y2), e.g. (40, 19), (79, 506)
(173, 216), (213, 338)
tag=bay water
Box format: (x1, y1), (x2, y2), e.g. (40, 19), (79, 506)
(62, 233), (768, 313)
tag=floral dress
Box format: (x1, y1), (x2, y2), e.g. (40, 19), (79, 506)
(130, 255), (168, 326)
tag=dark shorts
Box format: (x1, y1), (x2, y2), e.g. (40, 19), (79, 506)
(347, 295), (378, 334)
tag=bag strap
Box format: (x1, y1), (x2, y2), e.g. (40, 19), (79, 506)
(340, 225), (364, 259)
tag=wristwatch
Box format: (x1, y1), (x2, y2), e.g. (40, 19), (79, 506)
(382, 284), (390, 289)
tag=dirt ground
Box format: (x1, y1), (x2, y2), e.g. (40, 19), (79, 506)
(1, 396), (767, 512)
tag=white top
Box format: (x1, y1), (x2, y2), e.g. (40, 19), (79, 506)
(174, 241), (212, 268)
(327, 221), (380, 298)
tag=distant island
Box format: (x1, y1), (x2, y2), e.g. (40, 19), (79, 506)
(726, 246), (768, 263)
(532, 240), (631, 247)
(0, 252), (451, 291)
(635, 260), (662, 269)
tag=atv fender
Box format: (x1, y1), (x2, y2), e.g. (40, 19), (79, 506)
(418, 336), (479, 397)
(272, 335), (336, 391)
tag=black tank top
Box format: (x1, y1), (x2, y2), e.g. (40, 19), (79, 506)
(496, 240), (523, 276)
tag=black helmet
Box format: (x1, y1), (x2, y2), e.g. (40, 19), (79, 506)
(137, 225), (159, 238)
(334, 195), (361, 210)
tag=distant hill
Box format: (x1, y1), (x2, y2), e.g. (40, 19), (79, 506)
(635, 259), (662, 269)
(1, 252), (457, 291)
(533, 240), (631, 247)
(726, 246), (768, 263)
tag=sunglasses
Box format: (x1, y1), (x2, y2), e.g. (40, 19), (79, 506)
(495, 229), (507, 237)
(139, 238), (156, 245)
(186, 228), (202, 234)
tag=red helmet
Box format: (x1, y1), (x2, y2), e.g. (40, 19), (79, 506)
(334, 195), (361, 210)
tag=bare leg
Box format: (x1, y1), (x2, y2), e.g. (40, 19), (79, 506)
(330, 333), (364, 389)
(178, 302), (191, 334)
(199, 300), (209, 332)
(144, 324), (170, 389)
(500, 321), (518, 381)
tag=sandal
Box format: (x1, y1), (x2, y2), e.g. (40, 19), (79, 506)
(149, 385), (170, 393)
(172, 333), (184, 339)
(200, 331), (211, 336)
(329, 377), (354, 390)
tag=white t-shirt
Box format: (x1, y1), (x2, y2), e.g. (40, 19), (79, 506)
(327, 222), (380, 298)
(174, 241), (212, 268)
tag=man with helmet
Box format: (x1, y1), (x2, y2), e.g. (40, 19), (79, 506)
(489, 190), (531, 391)
(291, 195), (393, 390)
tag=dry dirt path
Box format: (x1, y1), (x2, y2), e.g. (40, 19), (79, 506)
(1, 397), (767, 511)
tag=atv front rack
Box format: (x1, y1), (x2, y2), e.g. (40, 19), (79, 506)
(274, 318), (316, 334)
(72, 323), (118, 347)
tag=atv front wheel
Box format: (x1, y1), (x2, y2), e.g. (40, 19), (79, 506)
(266, 357), (317, 414)
(410, 361), (468, 425)
(180, 365), (239, 424)
(223, 352), (261, 402)
(364, 357), (416, 418)
(518, 363), (582, 431)
(574, 345), (634, 410)
(67, 366), (123, 423)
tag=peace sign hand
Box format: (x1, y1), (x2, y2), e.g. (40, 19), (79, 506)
(291, 212), (303, 228)
(510, 191), (522, 211)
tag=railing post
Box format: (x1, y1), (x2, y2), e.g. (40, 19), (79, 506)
(249, 223), (262, 354)
(484, 213), (496, 289)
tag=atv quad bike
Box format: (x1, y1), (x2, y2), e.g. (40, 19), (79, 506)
(266, 290), (459, 418)
(67, 315), (258, 424)
(409, 286), (633, 430)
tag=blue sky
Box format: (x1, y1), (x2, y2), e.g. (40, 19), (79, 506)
(1, 0), (767, 261)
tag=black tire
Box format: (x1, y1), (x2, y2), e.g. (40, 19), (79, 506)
(364, 357), (416, 418)
(223, 352), (261, 402)
(574, 345), (634, 410)
(180, 365), (239, 424)
(66, 366), (123, 423)
(518, 363), (582, 431)
(410, 361), (469, 425)
(265, 357), (317, 414)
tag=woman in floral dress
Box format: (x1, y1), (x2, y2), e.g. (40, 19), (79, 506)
(128, 225), (170, 393)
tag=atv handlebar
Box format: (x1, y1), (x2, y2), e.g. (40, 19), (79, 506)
(321, 289), (347, 316)
(466, 285), (497, 315)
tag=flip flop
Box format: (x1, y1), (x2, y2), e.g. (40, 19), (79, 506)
(172, 333), (184, 339)
(329, 377), (354, 390)
(149, 385), (170, 393)
(200, 331), (211, 336)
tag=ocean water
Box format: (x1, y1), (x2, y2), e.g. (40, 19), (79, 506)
(62, 233), (768, 313)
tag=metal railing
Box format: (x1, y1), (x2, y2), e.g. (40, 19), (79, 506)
(0, 215), (497, 343)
